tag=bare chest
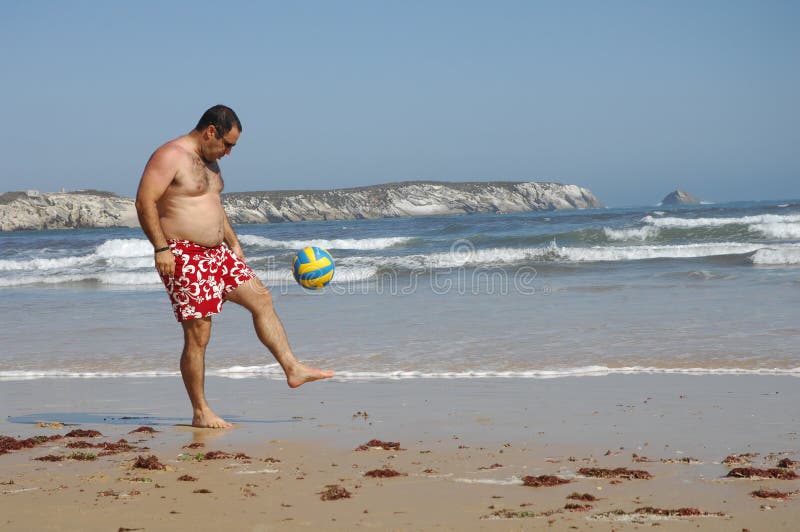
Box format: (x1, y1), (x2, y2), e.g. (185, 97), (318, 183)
(173, 158), (224, 196)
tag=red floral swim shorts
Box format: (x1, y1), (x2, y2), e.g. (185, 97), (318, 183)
(159, 239), (256, 322)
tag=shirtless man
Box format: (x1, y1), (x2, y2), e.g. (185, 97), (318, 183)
(135, 105), (333, 428)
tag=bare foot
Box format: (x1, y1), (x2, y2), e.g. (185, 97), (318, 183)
(287, 363), (335, 388)
(192, 409), (233, 429)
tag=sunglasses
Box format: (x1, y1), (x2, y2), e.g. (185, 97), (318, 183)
(212, 125), (237, 149)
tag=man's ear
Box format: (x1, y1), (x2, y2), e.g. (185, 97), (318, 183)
(205, 125), (217, 139)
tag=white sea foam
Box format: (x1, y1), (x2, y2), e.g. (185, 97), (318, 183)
(750, 246), (800, 265)
(603, 226), (659, 241)
(238, 234), (414, 250)
(341, 242), (784, 269)
(750, 222), (800, 239)
(556, 242), (762, 262)
(2, 365), (799, 381)
(95, 238), (153, 258)
(642, 213), (800, 239)
(0, 255), (97, 271)
(253, 265), (378, 285)
(452, 476), (523, 485)
(0, 271), (162, 287)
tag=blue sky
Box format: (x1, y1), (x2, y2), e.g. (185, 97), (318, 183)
(1, 1), (797, 206)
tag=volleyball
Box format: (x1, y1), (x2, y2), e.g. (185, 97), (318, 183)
(292, 246), (335, 290)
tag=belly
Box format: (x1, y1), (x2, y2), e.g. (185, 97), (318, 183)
(158, 195), (226, 247)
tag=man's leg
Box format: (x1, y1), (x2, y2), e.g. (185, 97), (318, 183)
(180, 317), (232, 428)
(225, 278), (334, 387)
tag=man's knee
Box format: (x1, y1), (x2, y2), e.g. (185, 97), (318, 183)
(253, 288), (274, 313)
(182, 318), (212, 348)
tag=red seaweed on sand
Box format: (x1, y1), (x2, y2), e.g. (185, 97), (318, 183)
(750, 489), (795, 499)
(364, 467), (406, 478)
(722, 453), (757, 466)
(319, 484), (352, 500)
(522, 475), (571, 487)
(65, 429), (102, 438)
(564, 503), (592, 511)
(133, 455), (166, 470)
(726, 467), (798, 480)
(567, 492), (597, 501)
(203, 451), (251, 460)
(578, 467), (652, 480)
(0, 435), (63, 455)
(128, 426), (159, 434)
(34, 454), (64, 462)
(355, 439), (403, 451)
(636, 507), (704, 516)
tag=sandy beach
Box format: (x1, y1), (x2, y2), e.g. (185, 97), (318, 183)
(1, 375), (798, 530)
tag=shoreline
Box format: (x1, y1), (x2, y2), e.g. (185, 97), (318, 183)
(2, 375), (799, 529)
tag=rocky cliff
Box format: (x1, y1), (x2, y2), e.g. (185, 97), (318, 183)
(223, 181), (602, 223)
(0, 181), (602, 231)
(0, 190), (139, 231)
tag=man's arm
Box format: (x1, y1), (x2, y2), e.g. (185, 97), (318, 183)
(135, 147), (179, 276)
(223, 211), (245, 261)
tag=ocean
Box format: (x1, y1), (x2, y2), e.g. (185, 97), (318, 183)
(1, 199), (799, 381)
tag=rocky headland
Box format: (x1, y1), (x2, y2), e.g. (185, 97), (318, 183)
(0, 181), (602, 231)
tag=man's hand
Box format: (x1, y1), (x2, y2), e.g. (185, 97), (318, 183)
(156, 250), (176, 278)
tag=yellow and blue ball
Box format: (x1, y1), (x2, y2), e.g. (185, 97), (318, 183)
(292, 246), (335, 290)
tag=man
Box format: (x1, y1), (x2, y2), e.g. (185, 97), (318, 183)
(135, 105), (334, 429)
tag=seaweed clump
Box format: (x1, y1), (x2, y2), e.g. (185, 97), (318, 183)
(364, 468), (406, 478)
(564, 503), (592, 511)
(319, 484), (352, 501)
(726, 468), (798, 480)
(750, 489), (795, 500)
(578, 467), (652, 480)
(635, 507), (704, 517)
(133, 455), (166, 470)
(777, 458), (796, 469)
(722, 453), (756, 466)
(177, 474), (198, 482)
(0, 435), (63, 455)
(522, 475), (571, 487)
(355, 439), (402, 451)
(567, 492), (597, 502)
(203, 451), (251, 460)
(69, 451), (97, 461)
(65, 429), (102, 438)
(34, 454), (64, 462)
(128, 426), (159, 434)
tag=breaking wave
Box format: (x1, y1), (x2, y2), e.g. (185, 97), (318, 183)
(2, 365), (799, 381)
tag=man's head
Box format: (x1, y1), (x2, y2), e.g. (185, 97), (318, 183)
(195, 105), (242, 162)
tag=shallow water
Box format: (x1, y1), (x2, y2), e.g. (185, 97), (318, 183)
(1, 200), (799, 379)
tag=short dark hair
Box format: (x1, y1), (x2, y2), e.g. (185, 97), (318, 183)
(195, 105), (242, 136)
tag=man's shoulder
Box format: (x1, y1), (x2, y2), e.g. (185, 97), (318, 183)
(152, 137), (193, 163)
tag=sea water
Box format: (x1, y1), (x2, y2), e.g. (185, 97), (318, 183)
(1, 200), (799, 380)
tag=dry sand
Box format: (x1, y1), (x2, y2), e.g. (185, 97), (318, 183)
(1, 375), (799, 530)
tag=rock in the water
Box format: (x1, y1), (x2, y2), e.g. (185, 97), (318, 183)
(0, 181), (602, 231)
(661, 189), (701, 206)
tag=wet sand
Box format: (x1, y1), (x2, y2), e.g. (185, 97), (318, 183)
(1, 375), (799, 530)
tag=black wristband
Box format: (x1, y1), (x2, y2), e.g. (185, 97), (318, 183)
(154, 246), (171, 254)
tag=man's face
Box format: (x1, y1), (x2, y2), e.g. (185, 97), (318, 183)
(202, 125), (240, 162)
